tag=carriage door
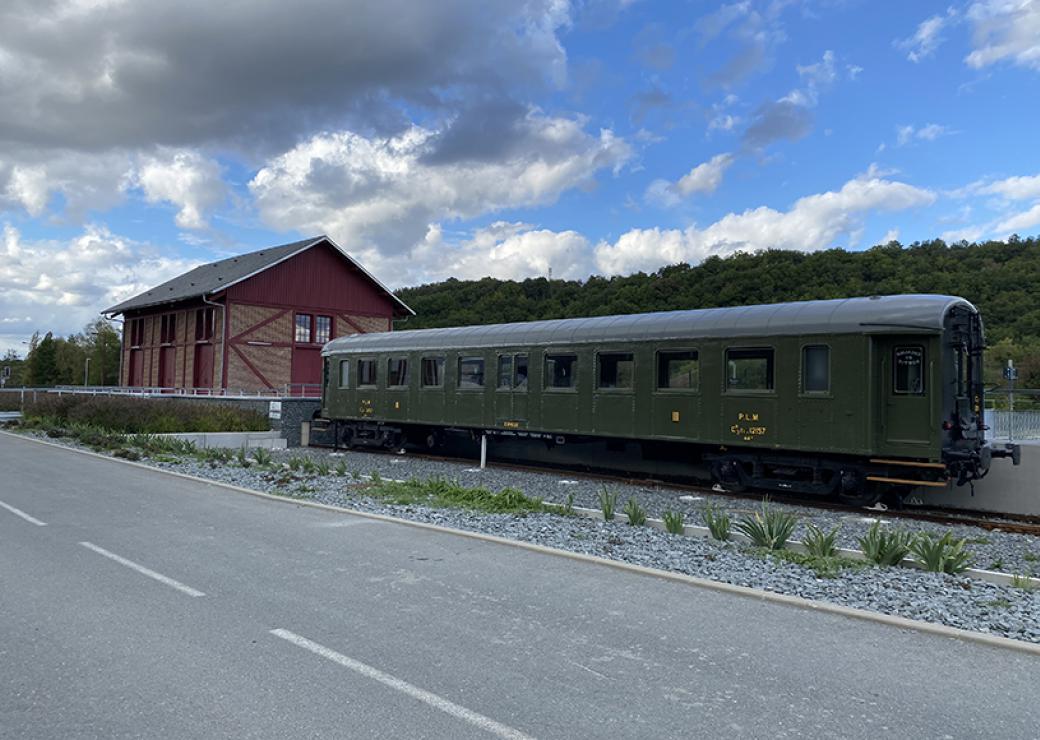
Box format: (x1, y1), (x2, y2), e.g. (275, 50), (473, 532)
(875, 337), (933, 455)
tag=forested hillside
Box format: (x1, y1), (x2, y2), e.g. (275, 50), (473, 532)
(396, 237), (1040, 385)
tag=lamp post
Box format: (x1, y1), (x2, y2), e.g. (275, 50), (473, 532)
(84, 356), (91, 386)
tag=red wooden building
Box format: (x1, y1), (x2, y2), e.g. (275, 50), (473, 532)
(104, 236), (412, 392)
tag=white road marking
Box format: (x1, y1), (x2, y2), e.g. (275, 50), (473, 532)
(0, 500), (47, 526)
(270, 628), (535, 740)
(79, 542), (205, 597)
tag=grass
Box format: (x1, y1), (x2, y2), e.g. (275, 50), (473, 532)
(858, 522), (913, 567)
(702, 504), (731, 541)
(802, 523), (841, 558)
(599, 488), (618, 521)
(757, 548), (869, 579)
(1024, 552), (1039, 563)
(662, 510), (685, 535)
(367, 477), (550, 515)
(1011, 573), (1037, 591)
(909, 532), (973, 575)
(735, 501), (797, 551)
(335, 460), (347, 476)
(21, 394), (268, 434)
(985, 598), (1012, 609)
(622, 498), (647, 526)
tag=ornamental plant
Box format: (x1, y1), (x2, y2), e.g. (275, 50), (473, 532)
(736, 501), (797, 551)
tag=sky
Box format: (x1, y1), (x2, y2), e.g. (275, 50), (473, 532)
(2, 0), (1040, 354)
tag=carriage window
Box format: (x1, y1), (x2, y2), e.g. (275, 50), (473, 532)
(657, 351), (699, 391)
(387, 357), (408, 387)
(458, 357), (485, 389)
(894, 346), (925, 395)
(338, 360), (350, 388)
(357, 358), (377, 387)
(727, 348), (774, 391)
(802, 345), (830, 393)
(514, 354), (529, 390)
(598, 352), (634, 390)
(497, 355), (513, 389)
(421, 356), (444, 387)
(546, 354), (577, 389)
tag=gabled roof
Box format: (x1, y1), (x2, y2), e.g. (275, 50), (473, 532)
(104, 235), (413, 317)
(323, 294), (977, 355)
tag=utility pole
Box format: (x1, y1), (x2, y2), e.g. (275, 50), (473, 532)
(1004, 358), (1017, 442)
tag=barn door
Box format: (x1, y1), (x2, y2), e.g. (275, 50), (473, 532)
(875, 337), (933, 455)
(158, 347), (176, 388)
(128, 349), (144, 386)
(193, 344), (214, 389)
(291, 347), (322, 394)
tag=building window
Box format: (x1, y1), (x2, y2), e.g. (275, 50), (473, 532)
(726, 348), (774, 391)
(357, 358), (377, 387)
(598, 352), (634, 390)
(894, 346), (925, 395)
(387, 357), (408, 387)
(315, 315), (332, 344)
(160, 314), (177, 345)
(421, 356), (445, 387)
(195, 308), (214, 341)
(545, 354), (577, 389)
(338, 360), (350, 389)
(803, 345), (830, 393)
(657, 350), (698, 391)
(129, 318), (145, 347)
(497, 355), (513, 389)
(458, 357), (485, 388)
(295, 314), (312, 343)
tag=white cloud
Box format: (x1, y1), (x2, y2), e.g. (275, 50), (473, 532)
(977, 173), (1040, 200)
(898, 8), (958, 62)
(896, 123), (951, 146)
(402, 222), (594, 284)
(250, 109), (631, 257)
(965, 0), (1040, 70)
(0, 223), (197, 352)
(597, 171), (936, 274)
(136, 150), (226, 229)
(996, 203), (1040, 232)
(0, 150), (133, 219)
(796, 49), (837, 87)
(645, 153), (735, 207)
(708, 113), (741, 132)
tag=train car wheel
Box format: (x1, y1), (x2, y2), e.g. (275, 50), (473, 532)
(712, 459), (747, 493)
(836, 472), (881, 507)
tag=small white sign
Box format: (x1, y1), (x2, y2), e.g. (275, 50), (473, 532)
(268, 401), (282, 420)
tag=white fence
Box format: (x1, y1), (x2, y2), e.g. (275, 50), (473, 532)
(986, 409), (1040, 440)
(0, 384), (322, 403)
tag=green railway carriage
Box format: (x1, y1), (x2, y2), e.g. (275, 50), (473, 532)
(320, 294), (1020, 505)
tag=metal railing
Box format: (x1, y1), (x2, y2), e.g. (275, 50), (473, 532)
(1, 384), (322, 401)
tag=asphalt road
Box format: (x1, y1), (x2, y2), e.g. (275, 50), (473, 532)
(1, 432), (1038, 739)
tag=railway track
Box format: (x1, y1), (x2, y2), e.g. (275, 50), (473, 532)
(320, 442), (1040, 537)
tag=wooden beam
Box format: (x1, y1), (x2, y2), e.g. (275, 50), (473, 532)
(866, 476), (948, 488)
(869, 458), (947, 470)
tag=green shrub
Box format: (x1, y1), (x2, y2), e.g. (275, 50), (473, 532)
(662, 510), (685, 535)
(599, 488), (618, 521)
(315, 459), (331, 476)
(21, 394), (268, 434)
(736, 501), (798, 551)
(622, 498), (647, 526)
(251, 448), (272, 467)
(702, 504), (731, 541)
(236, 446), (251, 467)
(802, 524), (841, 558)
(370, 469), (382, 484)
(367, 477), (547, 514)
(301, 457), (318, 475)
(287, 456), (303, 471)
(858, 522), (913, 567)
(910, 532), (972, 574)
(335, 460), (347, 476)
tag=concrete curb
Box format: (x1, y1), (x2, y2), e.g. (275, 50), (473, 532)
(4, 429), (1040, 658)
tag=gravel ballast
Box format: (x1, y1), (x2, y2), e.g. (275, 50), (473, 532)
(17, 431), (1040, 645)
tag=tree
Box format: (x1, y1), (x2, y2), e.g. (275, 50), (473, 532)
(25, 332), (59, 387)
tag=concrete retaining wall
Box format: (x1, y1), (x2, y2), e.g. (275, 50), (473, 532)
(160, 431), (286, 450)
(914, 440), (1040, 516)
